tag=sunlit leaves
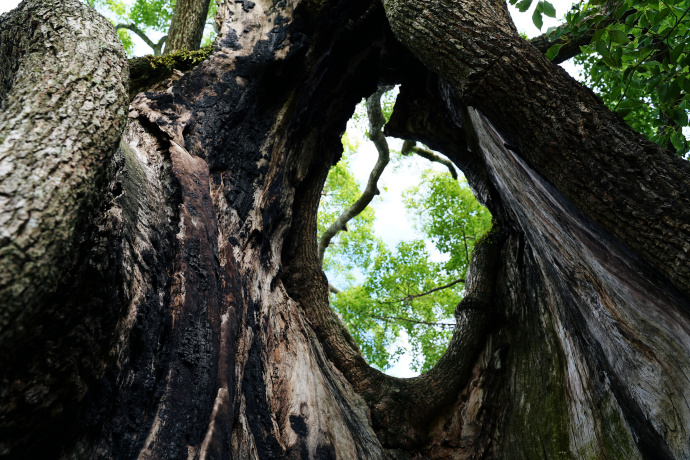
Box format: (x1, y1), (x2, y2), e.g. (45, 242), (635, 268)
(509, 0), (558, 29)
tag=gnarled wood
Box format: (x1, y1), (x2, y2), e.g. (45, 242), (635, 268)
(1, 0), (690, 458)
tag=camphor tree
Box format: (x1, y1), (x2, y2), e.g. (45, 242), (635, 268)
(1, 0), (690, 459)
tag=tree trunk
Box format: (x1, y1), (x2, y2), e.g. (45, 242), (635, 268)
(164, 0), (212, 54)
(1, 0), (689, 459)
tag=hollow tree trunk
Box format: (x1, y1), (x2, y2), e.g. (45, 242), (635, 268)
(1, 0), (689, 459)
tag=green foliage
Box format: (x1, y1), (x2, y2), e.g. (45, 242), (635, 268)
(128, 0), (174, 31)
(511, 0), (558, 30)
(544, 0), (690, 156)
(320, 135), (492, 373)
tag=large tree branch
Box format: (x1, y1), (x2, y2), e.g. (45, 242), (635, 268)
(317, 85), (393, 263)
(127, 46), (212, 99)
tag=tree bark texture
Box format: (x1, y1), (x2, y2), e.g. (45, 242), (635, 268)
(0, 6), (128, 450)
(164, 0), (212, 54)
(1, 0), (690, 459)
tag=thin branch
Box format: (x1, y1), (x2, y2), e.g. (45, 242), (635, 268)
(402, 277), (466, 302)
(372, 314), (455, 329)
(317, 85), (393, 263)
(328, 283), (341, 294)
(401, 140), (458, 179)
(377, 276), (467, 305)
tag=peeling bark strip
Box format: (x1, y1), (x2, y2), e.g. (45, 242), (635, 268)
(2, 0), (690, 458)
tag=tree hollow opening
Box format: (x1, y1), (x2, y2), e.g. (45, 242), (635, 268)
(317, 86), (493, 376)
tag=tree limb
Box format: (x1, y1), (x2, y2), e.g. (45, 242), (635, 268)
(317, 85), (393, 263)
(401, 140), (458, 179)
(127, 46), (212, 99)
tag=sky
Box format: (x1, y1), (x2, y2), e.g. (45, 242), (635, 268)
(0, 0), (579, 378)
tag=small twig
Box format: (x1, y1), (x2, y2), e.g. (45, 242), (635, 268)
(372, 314), (455, 329)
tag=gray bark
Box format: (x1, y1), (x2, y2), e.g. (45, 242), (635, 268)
(0, 0), (128, 358)
(1, 0), (689, 458)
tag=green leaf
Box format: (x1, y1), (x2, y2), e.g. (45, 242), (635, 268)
(615, 4), (629, 20)
(670, 108), (688, 126)
(609, 30), (630, 45)
(670, 133), (686, 150)
(516, 0), (532, 13)
(670, 44), (684, 64)
(546, 44), (564, 60)
(616, 98), (643, 117)
(591, 28), (605, 44)
(595, 40), (611, 59)
(541, 1), (557, 18)
(533, 9), (544, 30)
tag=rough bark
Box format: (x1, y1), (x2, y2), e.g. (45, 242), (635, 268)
(164, 0), (212, 54)
(0, 0), (128, 371)
(2, 0), (690, 459)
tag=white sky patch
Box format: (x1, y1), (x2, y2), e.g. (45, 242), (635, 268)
(0, 0), (21, 14)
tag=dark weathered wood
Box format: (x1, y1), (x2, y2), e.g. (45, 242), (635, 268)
(1, 0), (690, 458)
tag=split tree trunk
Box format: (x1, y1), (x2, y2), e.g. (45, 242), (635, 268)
(1, 0), (689, 459)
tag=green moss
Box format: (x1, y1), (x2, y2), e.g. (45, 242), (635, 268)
(143, 46), (213, 72)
